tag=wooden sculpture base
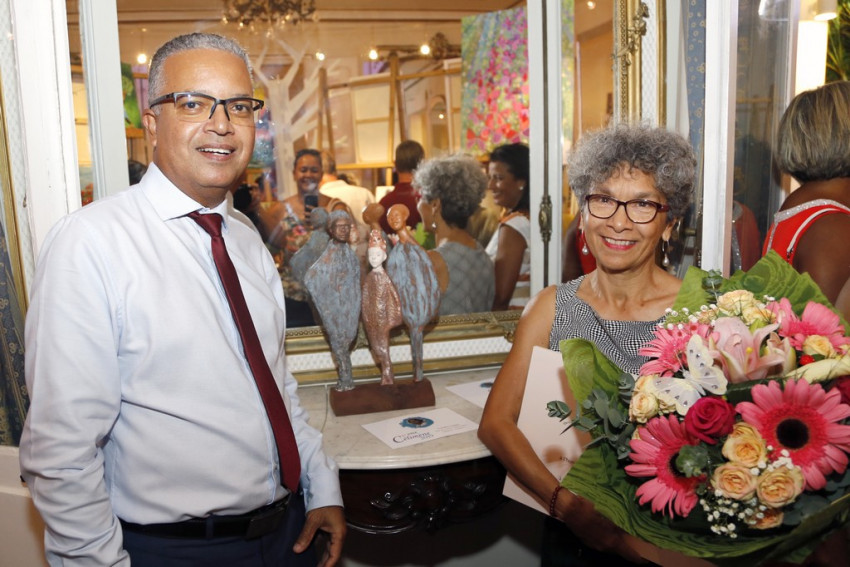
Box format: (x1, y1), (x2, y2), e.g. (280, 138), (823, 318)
(329, 378), (436, 417)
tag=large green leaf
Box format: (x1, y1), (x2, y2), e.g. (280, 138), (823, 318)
(672, 251), (848, 330)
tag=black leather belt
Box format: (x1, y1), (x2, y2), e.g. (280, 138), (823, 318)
(119, 494), (291, 540)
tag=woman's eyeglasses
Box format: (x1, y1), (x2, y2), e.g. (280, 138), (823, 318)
(584, 194), (670, 224)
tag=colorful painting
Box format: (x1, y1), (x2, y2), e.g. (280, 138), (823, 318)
(120, 63), (142, 129)
(461, 6), (529, 155)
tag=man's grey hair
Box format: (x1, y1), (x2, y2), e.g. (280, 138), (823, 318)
(148, 33), (253, 103)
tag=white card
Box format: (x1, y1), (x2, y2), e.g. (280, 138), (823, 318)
(361, 407), (478, 449)
(445, 378), (495, 408)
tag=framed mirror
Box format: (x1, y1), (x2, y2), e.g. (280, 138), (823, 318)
(63, 0), (657, 383)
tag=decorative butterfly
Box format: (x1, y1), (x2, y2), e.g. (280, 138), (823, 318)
(651, 334), (728, 415)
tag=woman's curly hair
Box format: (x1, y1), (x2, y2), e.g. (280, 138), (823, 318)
(414, 155), (487, 230)
(567, 123), (696, 219)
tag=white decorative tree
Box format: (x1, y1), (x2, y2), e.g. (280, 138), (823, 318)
(251, 35), (338, 199)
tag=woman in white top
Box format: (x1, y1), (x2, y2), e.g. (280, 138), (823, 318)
(486, 143), (531, 310)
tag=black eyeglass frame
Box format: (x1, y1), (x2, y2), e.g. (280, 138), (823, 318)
(148, 91), (265, 123)
(584, 194), (671, 224)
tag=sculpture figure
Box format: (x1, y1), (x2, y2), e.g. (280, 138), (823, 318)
(361, 231), (403, 385)
(385, 204), (441, 382)
(290, 206), (330, 285)
(304, 210), (361, 390)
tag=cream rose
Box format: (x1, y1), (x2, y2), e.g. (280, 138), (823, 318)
(802, 335), (837, 358)
(722, 423), (768, 468)
(741, 304), (774, 326)
(757, 467), (804, 508)
(629, 391), (659, 423)
(717, 290), (757, 316)
(748, 507), (784, 530)
(712, 463), (758, 500)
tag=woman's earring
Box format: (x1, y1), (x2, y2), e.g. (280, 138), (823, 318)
(661, 240), (670, 267)
(581, 242), (589, 256)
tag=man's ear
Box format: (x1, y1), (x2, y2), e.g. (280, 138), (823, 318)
(142, 110), (158, 150)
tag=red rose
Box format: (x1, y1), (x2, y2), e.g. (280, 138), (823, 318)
(799, 354), (815, 366)
(684, 397), (736, 444)
(833, 376), (850, 406)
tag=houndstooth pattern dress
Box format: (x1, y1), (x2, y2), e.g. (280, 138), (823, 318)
(548, 276), (662, 375)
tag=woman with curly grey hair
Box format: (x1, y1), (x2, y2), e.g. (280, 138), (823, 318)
(480, 123), (696, 565)
(414, 155), (495, 315)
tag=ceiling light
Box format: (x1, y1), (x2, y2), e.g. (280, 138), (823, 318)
(420, 43), (431, 56)
(368, 48), (379, 61)
(587, 1), (596, 9)
(136, 53), (148, 65)
(315, 50), (325, 61)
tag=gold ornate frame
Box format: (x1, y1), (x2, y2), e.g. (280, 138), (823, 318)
(614, 0), (650, 123)
(286, 310), (520, 384)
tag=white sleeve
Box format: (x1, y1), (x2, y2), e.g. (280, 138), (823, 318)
(19, 216), (130, 566)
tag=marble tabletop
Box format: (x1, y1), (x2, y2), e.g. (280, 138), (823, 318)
(298, 367), (500, 470)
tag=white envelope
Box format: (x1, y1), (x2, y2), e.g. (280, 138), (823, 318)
(503, 346), (590, 513)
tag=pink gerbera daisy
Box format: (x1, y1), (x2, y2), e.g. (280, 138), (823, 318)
(639, 322), (712, 377)
(737, 379), (850, 490)
(768, 298), (850, 352)
(625, 414), (704, 518)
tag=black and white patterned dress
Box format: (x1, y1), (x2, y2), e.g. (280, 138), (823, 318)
(548, 277), (662, 374)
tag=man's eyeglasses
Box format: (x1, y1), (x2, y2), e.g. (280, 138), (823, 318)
(149, 92), (264, 126)
(585, 194), (670, 224)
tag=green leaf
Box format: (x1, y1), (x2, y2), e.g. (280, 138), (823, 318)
(546, 400), (571, 420)
(723, 251), (848, 330)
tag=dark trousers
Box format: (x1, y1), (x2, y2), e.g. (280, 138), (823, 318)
(123, 494), (316, 567)
(541, 516), (653, 567)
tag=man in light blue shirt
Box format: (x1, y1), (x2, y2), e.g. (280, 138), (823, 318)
(19, 32), (345, 566)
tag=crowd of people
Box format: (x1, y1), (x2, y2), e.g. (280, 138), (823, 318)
(23, 26), (850, 567)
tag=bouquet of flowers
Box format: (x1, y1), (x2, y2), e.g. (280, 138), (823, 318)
(553, 251), (850, 565)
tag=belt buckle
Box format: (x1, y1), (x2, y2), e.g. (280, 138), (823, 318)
(244, 497), (289, 540)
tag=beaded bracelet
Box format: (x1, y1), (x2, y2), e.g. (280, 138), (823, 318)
(549, 485), (564, 517)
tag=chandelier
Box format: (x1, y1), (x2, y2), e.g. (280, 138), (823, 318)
(222, 0), (317, 28)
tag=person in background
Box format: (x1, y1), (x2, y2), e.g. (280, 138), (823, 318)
(762, 81), (850, 320)
(479, 123), (696, 566)
(379, 140), (425, 235)
(232, 181), (264, 233)
(561, 214), (597, 282)
(319, 150), (375, 233)
(485, 142), (531, 310)
(263, 148), (330, 327)
(128, 159), (148, 185)
(415, 155), (495, 315)
(19, 33), (345, 566)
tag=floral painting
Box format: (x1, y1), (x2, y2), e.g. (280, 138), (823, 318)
(461, 6), (529, 155)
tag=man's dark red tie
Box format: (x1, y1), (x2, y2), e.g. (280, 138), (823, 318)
(189, 211), (301, 492)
